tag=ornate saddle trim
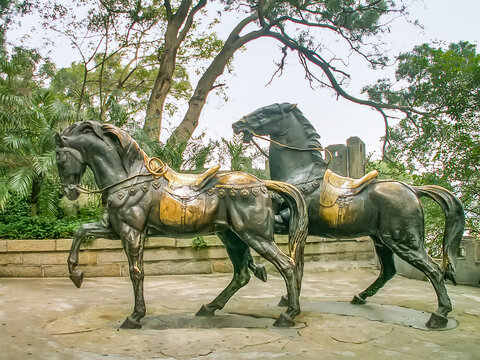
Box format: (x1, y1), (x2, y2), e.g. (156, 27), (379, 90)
(320, 169), (378, 207)
(146, 157), (220, 191)
(164, 164), (220, 190)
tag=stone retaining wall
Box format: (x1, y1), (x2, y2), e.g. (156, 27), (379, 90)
(0, 236), (375, 278)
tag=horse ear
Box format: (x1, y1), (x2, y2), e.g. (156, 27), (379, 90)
(282, 103), (297, 113)
(55, 133), (67, 147)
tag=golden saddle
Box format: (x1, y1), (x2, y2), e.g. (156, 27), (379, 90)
(147, 157), (220, 191)
(163, 165), (220, 191)
(319, 169), (378, 207)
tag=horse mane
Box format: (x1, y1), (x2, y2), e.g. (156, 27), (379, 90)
(62, 121), (148, 175)
(290, 107), (327, 166)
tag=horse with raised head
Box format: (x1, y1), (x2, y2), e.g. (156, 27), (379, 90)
(55, 121), (308, 328)
(232, 102), (465, 329)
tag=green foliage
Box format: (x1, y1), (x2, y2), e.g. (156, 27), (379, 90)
(364, 41), (480, 235)
(0, 195), (103, 239)
(191, 236), (207, 250)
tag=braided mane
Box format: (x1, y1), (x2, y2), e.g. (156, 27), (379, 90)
(289, 107), (327, 166)
(61, 121), (149, 175)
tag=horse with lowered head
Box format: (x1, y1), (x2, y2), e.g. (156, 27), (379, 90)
(233, 102), (465, 329)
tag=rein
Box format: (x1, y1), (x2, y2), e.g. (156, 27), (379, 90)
(64, 157), (169, 195)
(250, 131), (332, 164)
(65, 173), (154, 195)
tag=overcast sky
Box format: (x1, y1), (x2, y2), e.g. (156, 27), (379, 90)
(7, 0), (480, 157)
(194, 0), (480, 156)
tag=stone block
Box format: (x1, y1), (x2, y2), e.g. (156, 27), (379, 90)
(84, 238), (122, 250)
(211, 260), (233, 273)
(193, 247), (228, 260)
(0, 253), (22, 265)
(56, 239), (73, 251)
(476, 242), (480, 263)
(97, 251), (127, 264)
(0, 265), (42, 277)
(144, 260), (211, 275)
(7, 240), (56, 252)
(144, 248), (195, 261)
(0, 240), (6, 253)
(22, 252), (67, 265)
(82, 264), (121, 277)
(146, 237), (176, 248)
(204, 236), (223, 246)
(274, 235), (289, 244)
(43, 265), (70, 277)
(78, 251), (98, 265)
(175, 238), (195, 248)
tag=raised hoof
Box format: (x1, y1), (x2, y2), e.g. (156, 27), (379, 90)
(120, 316), (142, 329)
(426, 312), (448, 329)
(277, 295), (288, 307)
(70, 270), (84, 288)
(350, 294), (367, 305)
(273, 313), (295, 328)
(196, 304), (215, 317)
(254, 264), (268, 283)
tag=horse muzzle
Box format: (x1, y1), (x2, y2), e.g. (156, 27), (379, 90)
(232, 120), (253, 143)
(63, 184), (81, 201)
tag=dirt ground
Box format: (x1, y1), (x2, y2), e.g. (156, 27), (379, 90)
(1, 267), (479, 359)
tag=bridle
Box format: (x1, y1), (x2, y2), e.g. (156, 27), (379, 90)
(58, 147), (168, 196)
(243, 105), (332, 164)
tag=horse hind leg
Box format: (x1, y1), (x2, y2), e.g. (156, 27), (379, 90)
(397, 249), (452, 328)
(237, 231), (300, 327)
(351, 236), (396, 305)
(196, 230), (251, 317)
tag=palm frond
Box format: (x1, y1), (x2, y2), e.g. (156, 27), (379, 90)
(6, 167), (36, 198)
(3, 134), (32, 152)
(37, 179), (60, 219)
(32, 151), (56, 176)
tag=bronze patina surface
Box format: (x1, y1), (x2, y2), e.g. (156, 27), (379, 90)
(233, 102), (466, 329)
(55, 121), (309, 329)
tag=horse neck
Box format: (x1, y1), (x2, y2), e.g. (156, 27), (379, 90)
(76, 136), (145, 190)
(268, 117), (326, 183)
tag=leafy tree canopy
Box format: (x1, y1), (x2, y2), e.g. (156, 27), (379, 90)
(364, 41), (480, 234)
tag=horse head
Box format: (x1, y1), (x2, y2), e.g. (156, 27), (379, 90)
(233, 103), (297, 142)
(55, 132), (87, 200)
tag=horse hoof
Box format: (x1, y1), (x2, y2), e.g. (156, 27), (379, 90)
(350, 294), (366, 305)
(120, 316), (142, 329)
(196, 304), (215, 317)
(273, 313), (295, 328)
(70, 270), (84, 288)
(254, 264), (268, 283)
(426, 312), (448, 329)
(277, 295), (288, 307)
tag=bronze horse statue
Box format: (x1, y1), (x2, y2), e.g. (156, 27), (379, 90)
(55, 121), (308, 328)
(233, 103), (465, 329)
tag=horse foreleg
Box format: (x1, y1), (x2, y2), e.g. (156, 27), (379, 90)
(197, 230), (251, 316)
(68, 221), (118, 288)
(351, 237), (396, 305)
(120, 226), (146, 329)
(242, 232), (300, 327)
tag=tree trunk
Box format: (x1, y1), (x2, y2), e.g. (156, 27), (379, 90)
(30, 176), (42, 217)
(169, 15), (263, 144)
(143, 0), (206, 142)
(144, 46), (177, 141)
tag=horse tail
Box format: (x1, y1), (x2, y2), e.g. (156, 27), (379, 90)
(413, 185), (465, 285)
(264, 180), (308, 289)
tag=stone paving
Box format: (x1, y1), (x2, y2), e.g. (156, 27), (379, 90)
(1, 267), (479, 359)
